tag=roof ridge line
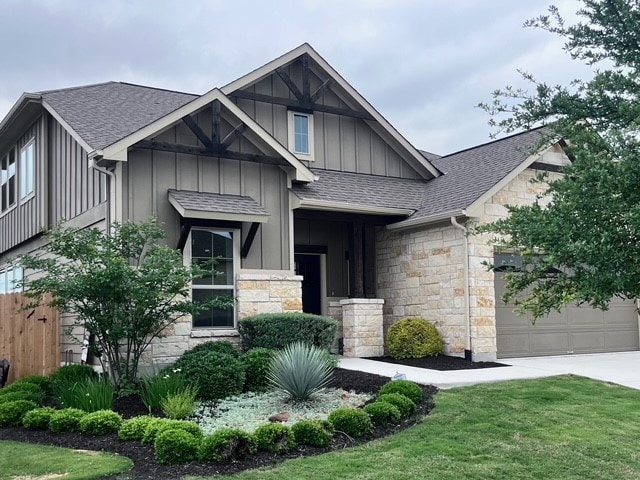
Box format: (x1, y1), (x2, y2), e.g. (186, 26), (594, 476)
(35, 81), (118, 95)
(117, 82), (199, 97)
(310, 168), (430, 183)
(438, 125), (549, 159)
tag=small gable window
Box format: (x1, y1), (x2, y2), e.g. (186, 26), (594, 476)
(19, 140), (35, 200)
(1, 148), (16, 213)
(288, 111), (314, 159)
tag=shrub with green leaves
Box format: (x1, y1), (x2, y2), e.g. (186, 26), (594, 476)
(139, 371), (193, 413)
(291, 419), (334, 447)
(253, 423), (296, 453)
(79, 410), (123, 435)
(0, 400), (38, 427)
(49, 408), (87, 433)
(54, 377), (115, 412)
(198, 428), (254, 462)
(238, 312), (338, 351)
(242, 348), (276, 392)
(119, 415), (156, 441)
(155, 428), (199, 465)
(379, 380), (423, 405)
(142, 418), (202, 445)
(182, 340), (240, 358)
(0, 381), (43, 398)
(327, 407), (373, 438)
(23, 407), (57, 430)
(377, 393), (415, 418)
(167, 351), (245, 402)
(49, 364), (98, 388)
(267, 342), (334, 401)
(11, 375), (52, 395)
(161, 387), (198, 419)
(387, 317), (444, 359)
(364, 401), (402, 426)
(0, 390), (43, 405)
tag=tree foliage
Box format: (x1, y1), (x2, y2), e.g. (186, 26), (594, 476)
(477, 0), (640, 318)
(19, 219), (232, 390)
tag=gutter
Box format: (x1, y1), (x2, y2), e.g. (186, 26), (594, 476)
(450, 216), (472, 361)
(89, 156), (115, 234)
(386, 209), (466, 230)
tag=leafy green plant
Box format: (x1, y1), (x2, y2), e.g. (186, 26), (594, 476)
(387, 318), (444, 359)
(198, 428), (255, 462)
(161, 387), (198, 419)
(49, 408), (87, 433)
(0, 381), (43, 397)
(379, 380), (423, 405)
(142, 418), (202, 445)
(0, 390), (43, 405)
(254, 423), (296, 453)
(242, 348), (276, 392)
(79, 410), (123, 435)
(10, 375), (52, 395)
(54, 377), (115, 412)
(238, 313), (338, 351)
(291, 419), (334, 447)
(0, 400), (38, 427)
(168, 351), (245, 402)
(183, 340), (240, 358)
(118, 415), (155, 441)
(267, 342), (334, 401)
(139, 371), (193, 413)
(22, 407), (57, 430)
(377, 393), (415, 418)
(154, 428), (200, 465)
(49, 364), (98, 388)
(364, 401), (402, 426)
(327, 407), (374, 438)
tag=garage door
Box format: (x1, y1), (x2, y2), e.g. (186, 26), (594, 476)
(495, 270), (639, 359)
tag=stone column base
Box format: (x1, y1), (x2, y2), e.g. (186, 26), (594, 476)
(340, 298), (384, 357)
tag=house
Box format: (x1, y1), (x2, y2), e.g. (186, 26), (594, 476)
(0, 43), (637, 368)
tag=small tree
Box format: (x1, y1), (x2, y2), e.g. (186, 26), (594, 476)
(19, 218), (232, 391)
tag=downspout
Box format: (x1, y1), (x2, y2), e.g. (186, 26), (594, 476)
(89, 157), (115, 234)
(451, 216), (472, 361)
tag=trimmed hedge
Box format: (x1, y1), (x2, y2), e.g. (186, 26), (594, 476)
(291, 419), (334, 447)
(0, 400), (38, 427)
(182, 340), (240, 358)
(23, 407), (57, 430)
(253, 423), (296, 453)
(79, 410), (123, 436)
(238, 313), (338, 351)
(198, 428), (254, 462)
(119, 416), (156, 441)
(387, 317), (444, 359)
(142, 418), (203, 445)
(242, 348), (276, 392)
(377, 393), (415, 418)
(327, 407), (373, 438)
(379, 380), (423, 405)
(49, 408), (87, 433)
(155, 428), (199, 465)
(364, 401), (401, 426)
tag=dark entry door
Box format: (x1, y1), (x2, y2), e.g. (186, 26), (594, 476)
(295, 254), (322, 315)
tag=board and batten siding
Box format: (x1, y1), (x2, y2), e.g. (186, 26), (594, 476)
(232, 65), (422, 179)
(123, 118), (292, 271)
(0, 117), (48, 253)
(49, 118), (108, 225)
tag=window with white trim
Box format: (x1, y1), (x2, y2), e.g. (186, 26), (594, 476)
(288, 111), (314, 159)
(190, 228), (237, 328)
(19, 140), (35, 199)
(0, 266), (23, 294)
(1, 148), (16, 213)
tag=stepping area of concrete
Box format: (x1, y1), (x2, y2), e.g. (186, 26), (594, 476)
(339, 351), (640, 390)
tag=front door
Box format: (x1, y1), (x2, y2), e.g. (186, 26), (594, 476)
(294, 253), (322, 315)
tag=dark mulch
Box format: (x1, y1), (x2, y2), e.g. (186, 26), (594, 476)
(0, 368), (437, 480)
(365, 355), (507, 370)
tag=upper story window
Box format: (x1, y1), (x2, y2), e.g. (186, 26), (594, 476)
(288, 111), (314, 160)
(189, 228), (238, 329)
(1, 148), (16, 213)
(0, 266), (23, 294)
(19, 140), (35, 199)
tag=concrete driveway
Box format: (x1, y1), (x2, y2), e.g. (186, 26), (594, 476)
(339, 351), (640, 390)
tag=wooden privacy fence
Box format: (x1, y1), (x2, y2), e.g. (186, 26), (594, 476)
(0, 293), (60, 384)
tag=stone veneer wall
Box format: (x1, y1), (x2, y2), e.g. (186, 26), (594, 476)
(341, 298), (385, 357)
(149, 271), (303, 366)
(377, 168), (561, 361)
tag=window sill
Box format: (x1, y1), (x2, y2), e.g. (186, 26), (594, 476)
(0, 204), (17, 219)
(190, 329), (239, 338)
(20, 192), (35, 205)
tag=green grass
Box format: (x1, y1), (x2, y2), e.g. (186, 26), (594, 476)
(190, 375), (640, 480)
(0, 440), (133, 480)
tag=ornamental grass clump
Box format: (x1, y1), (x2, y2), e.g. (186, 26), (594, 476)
(161, 387), (198, 419)
(54, 377), (115, 412)
(139, 370), (194, 413)
(267, 342), (334, 401)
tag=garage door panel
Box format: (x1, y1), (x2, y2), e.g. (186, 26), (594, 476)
(495, 269), (639, 358)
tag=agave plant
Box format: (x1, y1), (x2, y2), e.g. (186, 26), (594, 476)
(267, 342), (335, 401)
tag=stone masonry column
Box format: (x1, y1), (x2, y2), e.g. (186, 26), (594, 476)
(341, 299), (384, 357)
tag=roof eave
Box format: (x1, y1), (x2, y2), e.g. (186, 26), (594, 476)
(386, 209), (467, 231)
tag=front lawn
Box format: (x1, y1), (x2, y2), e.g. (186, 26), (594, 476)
(191, 375), (640, 480)
(0, 440), (133, 480)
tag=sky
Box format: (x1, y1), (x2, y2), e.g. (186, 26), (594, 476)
(0, 0), (592, 155)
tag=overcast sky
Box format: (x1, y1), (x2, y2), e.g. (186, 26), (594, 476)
(0, 0), (591, 155)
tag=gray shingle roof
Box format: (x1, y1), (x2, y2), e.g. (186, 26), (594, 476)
(168, 189), (269, 217)
(291, 168), (428, 213)
(41, 82), (197, 150)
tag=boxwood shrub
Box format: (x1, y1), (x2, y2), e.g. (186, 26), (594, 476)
(291, 419), (334, 447)
(154, 428), (199, 465)
(387, 317), (444, 359)
(23, 407), (57, 430)
(364, 401), (402, 426)
(242, 348), (276, 392)
(49, 408), (87, 433)
(0, 390), (43, 405)
(0, 381), (43, 398)
(327, 407), (373, 438)
(238, 312), (338, 351)
(79, 410), (123, 435)
(119, 415), (156, 441)
(379, 380), (423, 405)
(198, 428), (254, 462)
(377, 393), (415, 418)
(0, 400), (39, 427)
(142, 418), (203, 445)
(181, 340), (240, 358)
(253, 423), (296, 453)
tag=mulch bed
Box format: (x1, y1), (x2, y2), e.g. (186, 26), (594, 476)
(0, 368), (437, 480)
(364, 355), (507, 370)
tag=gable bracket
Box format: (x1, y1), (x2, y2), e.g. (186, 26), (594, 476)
(182, 115), (213, 149)
(302, 53), (311, 103)
(276, 69), (304, 102)
(241, 222), (261, 258)
(311, 78), (333, 102)
(221, 123), (247, 150)
(212, 100), (221, 146)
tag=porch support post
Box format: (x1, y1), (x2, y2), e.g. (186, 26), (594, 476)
(363, 224), (377, 298)
(348, 222), (365, 297)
